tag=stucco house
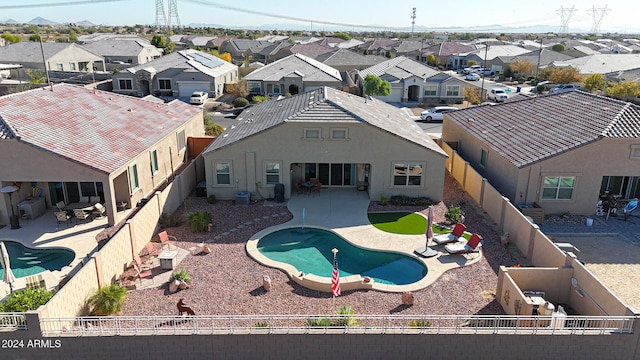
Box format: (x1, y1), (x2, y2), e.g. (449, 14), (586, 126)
(202, 87), (447, 202)
(0, 42), (105, 72)
(111, 49), (238, 98)
(80, 39), (163, 71)
(244, 54), (343, 96)
(442, 91), (640, 216)
(356, 56), (466, 104)
(0, 83), (203, 226)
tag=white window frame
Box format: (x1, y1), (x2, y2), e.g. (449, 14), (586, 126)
(214, 161), (232, 186)
(392, 162), (424, 187)
(56, 63), (63, 71)
(480, 149), (487, 168)
(69, 63), (76, 71)
(446, 85), (460, 97)
(248, 81), (262, 94)
(158, 79), (172, 90)
(264, 161), (281, 185)
(304, 128), (322, 140)
(630, 145), (640, 160)
(119, 79), (133, 90)
(273, 84), (282, 94)
(176, 130), (186, 153)
(423, 85), (437, 96)
(150, 150), (159, 175)
(542, 176), (575, 200)
(129, 164), (139, 192)
(330, 128), (348, 140)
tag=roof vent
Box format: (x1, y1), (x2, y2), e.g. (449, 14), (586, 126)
(495, 122), (500, 127)
(128, 108), (134, 112)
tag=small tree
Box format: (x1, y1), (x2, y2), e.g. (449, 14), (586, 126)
(333, 32), (351, 41)
(510, 58), (534, 77)
(538, 66), (581, 84)
(0, 287), (54, 312)
(466, 59), (478, 66)
(463, 86), (481, 105)
(25, 69), (45, 84)
(1, 34), (21, 44)
(606, 81), (640, 101)
(551, 44), (566, 52)
(151, 35), (165, 48)
(28, 34), (41, 42)
(426, 54), (436, 66)
(363, 74), (391, 97)
(218, 52), (232, 62)
(87, 283), (127, 315)
(228, 80), (249, 98)
(582, 73), (606, 93)
(232, 97), (249, 108)
(203, 112), (224, 136)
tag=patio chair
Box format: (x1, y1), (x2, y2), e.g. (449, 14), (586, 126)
(55, 201), (66, 211)
(74, 209), (91, 224)
(145, 242), (162, 259)
(310, 181), (321, 196)
(295, 179), (304, 195)
(133, 263), (153, 286)
(54, 211), (72, 227)
(159, 230), (176, 250)
(25, 274), (46, 289)
(445, 233), (483, 254)
(92, 203), (106, 219)
(433, 223), (467, 245)
(133, 253), (152, 271)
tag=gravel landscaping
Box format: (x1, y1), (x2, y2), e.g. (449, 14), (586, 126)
(118, 173), (526, 317)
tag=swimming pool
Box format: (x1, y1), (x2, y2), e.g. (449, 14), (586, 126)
(0, 241), (75, 279)
(257, 228), (427, 285)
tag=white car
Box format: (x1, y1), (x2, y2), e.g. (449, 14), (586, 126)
(465, 73), (481, 81)
(487, 89), (508, 102)
(463, 65), (482, 74)
(189, 91), (208, 105)
(419, 106), (459, 121)
(550, 84), (582, 94)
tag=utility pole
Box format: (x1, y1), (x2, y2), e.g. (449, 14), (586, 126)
(535, 37), (543, 81)
(480, 40), (489, 101)
(411, 8), (416, 38)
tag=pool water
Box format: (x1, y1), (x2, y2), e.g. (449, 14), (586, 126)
(0, 241), (75, 279)
(257, 228), (427, 285)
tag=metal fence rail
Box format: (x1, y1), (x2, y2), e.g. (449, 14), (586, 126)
(0, 313), (28, 331)
(39, 314), (635, 336)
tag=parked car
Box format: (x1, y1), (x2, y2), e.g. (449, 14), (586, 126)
(189, 91), (208, 105)
(463, 65), (482, 74)
(550, 84), (582, 94)
(487, 89), (508, 102)
(475, 68), (496, 76)
(419, 106), (459, 121)
(465, 73), (481, 81)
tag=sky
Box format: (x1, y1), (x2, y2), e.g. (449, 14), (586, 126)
(0, 0), (638, 34)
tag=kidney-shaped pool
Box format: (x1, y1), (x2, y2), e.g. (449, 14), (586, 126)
(257, 228), (427, 285)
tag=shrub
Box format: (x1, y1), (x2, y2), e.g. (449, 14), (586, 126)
(232, 97), (249, 108)
(306, 316), (331, 327)
(333, 305), (359, 326)
(188, 211), (212, 232)
(408, 319), (431, 328)
(158, 213), (182, 228)
(87, 283), (127, 315)
(253, 322), (268, 328)
(251, 95), (266, 104)
(284, 92), (292, 97)
(537, 84), (547, 93)
(207, 195), (217, 204)
(445, 205), (464, 224)
(379, 194), (387, 206)
(389, 196), (434, 206)
(0, 287), (55, 312)
(169, 269), (191, 284)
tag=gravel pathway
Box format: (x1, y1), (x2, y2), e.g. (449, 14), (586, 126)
(118, 173), (524, 317)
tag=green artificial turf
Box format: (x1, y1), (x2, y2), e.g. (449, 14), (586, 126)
(368, 212), (472, 239)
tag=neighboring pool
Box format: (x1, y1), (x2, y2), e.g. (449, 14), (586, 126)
(257, 228), (427, 285)
(0, 241), (75, 279)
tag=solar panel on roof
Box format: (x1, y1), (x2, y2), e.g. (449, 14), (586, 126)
(189, 52), (224, 68)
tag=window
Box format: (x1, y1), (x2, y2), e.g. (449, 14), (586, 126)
(119, 79), (133, 90)
(129, 164), (139, 191)
(215, 162), (231, 185)
(69, 63), (76, 71)
(176, 130), (186, 152)
(80, 182), (97, 196)
(393, 163), (423, 186)
(542, 176), (575, 200)
(304, 128), (321, 139)
(265, 162), (280, 185)
(150, 150), (159, 174)
(423, 85), (437, 96)
(272, 84), (281, 94)
(631, 145), (640, 159)
(480, 149), (487, 168)
(446, 85), (460, 97)
(248, 81), (261, 94)
(159, 79), (171, 90)
(79, 62), (89, 71)
(331, 128), (348, 140)
(57, 64), (63, 71)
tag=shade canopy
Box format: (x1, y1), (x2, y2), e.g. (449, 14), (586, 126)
(0, 241), (16, 293)
(1, 185), (18, 193)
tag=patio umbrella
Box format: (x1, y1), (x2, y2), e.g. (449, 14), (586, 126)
(414, 206), (437, 258)
(0, 241), (15, 293)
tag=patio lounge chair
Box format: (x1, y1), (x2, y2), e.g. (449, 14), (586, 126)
(433, 223), (467, 245)
(159, 230), (176, 250)
(145, 242), (161, 259)
(92, 203), (106, 219)
(445, 233), (483, 254)
(54, 211), (72, 227)
(133, 253), (153, 271)
(624, 198), (638, 221)
(55, 201), (66, 211)
(133, 263), (153, 286)
(73, 208), (91, 224)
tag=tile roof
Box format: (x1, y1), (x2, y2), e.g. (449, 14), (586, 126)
(551, 54), (640, 74)
(288, 43), (335, 59)
(125, 49), (237, 78)
(244, 53), (341, 82)
(204, 87), (446, 157)
(0, 42), (100, 63)
(0, 84), (200, 174)
(315, 48), (385, 68)
(357, 56), (439, 81)
(446, 91), (640, 168)
(81, 40), (160, 57)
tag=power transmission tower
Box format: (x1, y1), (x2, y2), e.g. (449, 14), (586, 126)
(556, 5), (577, 34)
(410, 8), (416, 37)
(587, 5), (611, 34)
(155, 0), (167, 28)
(167, 0), (181, 29)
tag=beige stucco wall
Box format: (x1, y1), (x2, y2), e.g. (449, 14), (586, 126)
(48, 45), (105, 72)
(204, 122), (447, 202)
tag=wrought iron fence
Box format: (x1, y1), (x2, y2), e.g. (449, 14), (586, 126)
(39, 314), (634, 336)
(0, 312), (28, 330)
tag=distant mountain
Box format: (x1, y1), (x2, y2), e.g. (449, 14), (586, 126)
(28, 17), (58, 25)
(0, 19), (18, 24)
(76, 20), (96, 27)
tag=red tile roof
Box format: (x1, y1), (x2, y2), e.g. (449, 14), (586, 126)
(446, 91), (640, 168)
(0, 84), (200, 174)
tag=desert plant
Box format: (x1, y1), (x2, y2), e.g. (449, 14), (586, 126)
(333, 305), (359, 327)
(158, 213), (183, 228)
(188, 211), (212, 232)
(379, 193), (387, 206)
(169, 269), (191, 284)
(408, 319), (431, 328)
(253, 322), (268, 328)
(305, 316), (331, 327)
(445, 205), (464, 224)
(87, 283), (127, 316)
(251, 95), (266, 104)
(207, 195), (217, 204)
(0, 287), (55, 312)
(232, 97), (249, 108)
(536, 83), (547, 93)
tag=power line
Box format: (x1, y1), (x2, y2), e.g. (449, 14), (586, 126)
(0, 0), (128, 10)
